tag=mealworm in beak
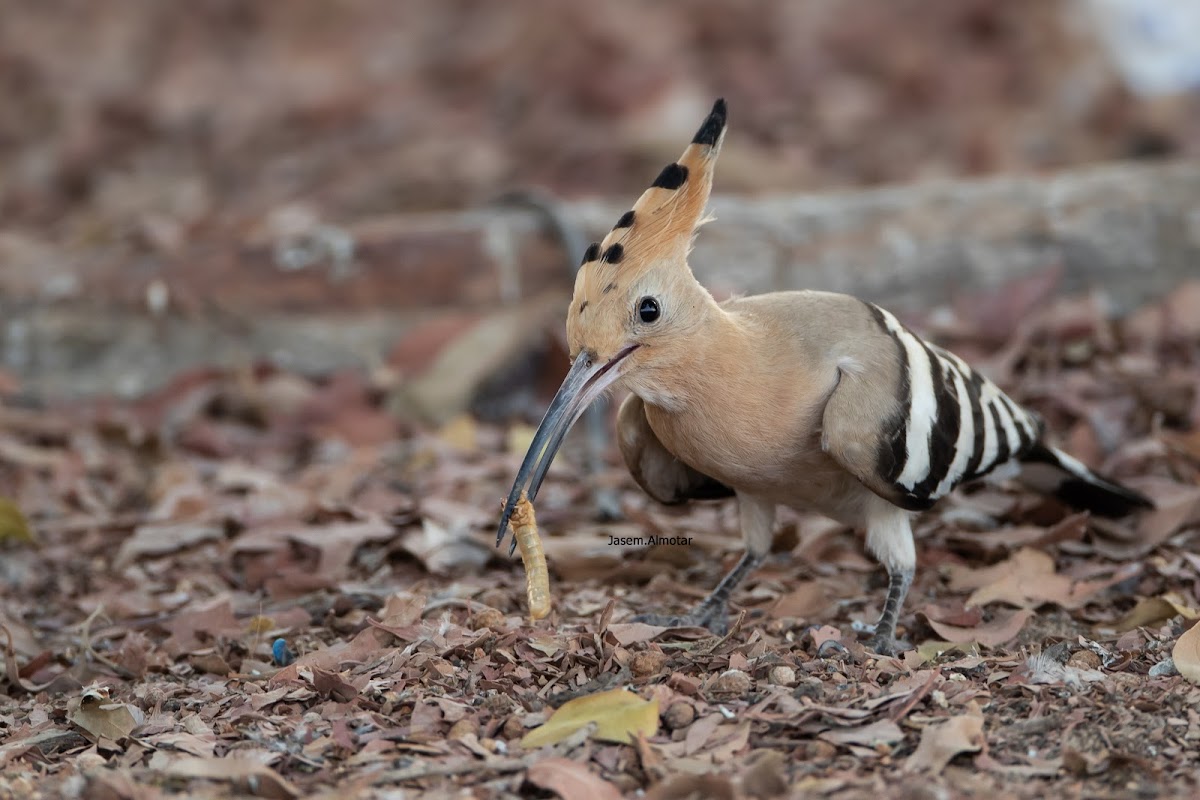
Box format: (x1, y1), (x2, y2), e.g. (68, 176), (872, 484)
(505, 492), (551, 621)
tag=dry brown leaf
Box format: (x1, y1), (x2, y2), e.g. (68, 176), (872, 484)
(401, 517), (491, 575)
(146, 731), (216, 758)
(162, 598), (244, 657)
(0, 612), (42, 660)
(606, 622), (665, 647)
(953, 547), (1138, 610)
(738, 749), (789, 799)
(768, 581), (830, 619)
(113, 521), (223, 569)
(288, 517), (397, 578)
(945, 513), (1089, 559)
(922, 608), (1033, 647)
(1172, 622), (1200, 684)
(521, 688), (659, 748)
(525, 756), (623, 800)
(684, 713), (725, 755)
(69, 686), (145, 742)
(161, 756), (299, 799)
(818, 719), (905, 748)
(707, 720), (753, 763)
(307, 667), (359, 702)
(1135, 487), (1200, 553)
(904, 712), (985, 774)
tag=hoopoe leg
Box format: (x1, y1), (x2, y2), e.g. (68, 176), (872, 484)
(634, 495), (775, 634)
(861, 507), (917, 656)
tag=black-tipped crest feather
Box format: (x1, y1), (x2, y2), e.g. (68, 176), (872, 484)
(651, 163), (689, 190)
(602, 243), (625, 264)
(692, 98), (728, 146)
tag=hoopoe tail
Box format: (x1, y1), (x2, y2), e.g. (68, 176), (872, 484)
(1018, 442), (1154, 517)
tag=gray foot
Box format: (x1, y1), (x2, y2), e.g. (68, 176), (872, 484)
(865, 633), (913, 657)
(634, 603), (728, 635)
(592, 487), (623, 522)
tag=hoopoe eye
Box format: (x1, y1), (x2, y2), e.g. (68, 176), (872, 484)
(637, 297), (661, 324)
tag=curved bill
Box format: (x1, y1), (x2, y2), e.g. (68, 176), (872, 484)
(497, 345), (637, 555)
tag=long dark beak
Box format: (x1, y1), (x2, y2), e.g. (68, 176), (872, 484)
(496, 346), (637, 555)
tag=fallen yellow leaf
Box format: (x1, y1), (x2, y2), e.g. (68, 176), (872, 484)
(506, 423), (537, 457)
(0, 497), (35, 545)
(1111, 593), (1200, 633)
(437, 414), (478, 451)
(521, 688), (659, 749)
(1173, 622), (1200, 684)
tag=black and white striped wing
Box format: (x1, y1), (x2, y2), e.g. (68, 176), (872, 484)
(824, 304), (1044, 512)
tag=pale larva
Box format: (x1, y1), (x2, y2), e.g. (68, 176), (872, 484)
(507, 492), (551, 621)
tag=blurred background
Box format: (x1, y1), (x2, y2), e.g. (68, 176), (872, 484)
(1, 0), (1198, 415)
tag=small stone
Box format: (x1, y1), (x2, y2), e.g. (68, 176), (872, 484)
(709, 668), (752, 696)
(663, 702), (696, 730)
(500, 715), (523, 740)
(1150, 657), (1178, 677)
(1067, 650), (1101, 670)
(470, 607), (507, 631)
(803, 740), (838, 760)
(767, 665), (796, 687)
(631, 650), (669, 677)
(482, 692), (514, 714)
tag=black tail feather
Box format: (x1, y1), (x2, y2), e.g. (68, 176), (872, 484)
(1018, 443), (1154, 518)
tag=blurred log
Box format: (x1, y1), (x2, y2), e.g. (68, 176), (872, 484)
(3, 160), (1198, 399)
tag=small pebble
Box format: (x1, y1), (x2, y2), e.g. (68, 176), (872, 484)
(709, 668), (752, 695)
(803, 740), (838, 760)
(470, 607), (507, 631)
(663, 702), (696, 730)
(1067, 650), (1101, 670)
(631, 650), (668, 677)
(1150, 657), (1178, 677)
(768, 665), (796, 687)
(501, 715), (524, 740)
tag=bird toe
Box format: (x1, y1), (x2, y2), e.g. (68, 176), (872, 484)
(865, 634), (912, 657)
(632, 609), (728, 635)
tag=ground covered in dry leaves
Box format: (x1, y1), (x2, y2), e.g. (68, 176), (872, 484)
(1, 283), (1200, 799)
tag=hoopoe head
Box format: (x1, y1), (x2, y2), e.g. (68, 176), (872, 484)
(499, 99), (727, 545)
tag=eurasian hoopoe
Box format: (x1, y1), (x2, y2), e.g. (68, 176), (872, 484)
(497, 99), (1153, 655)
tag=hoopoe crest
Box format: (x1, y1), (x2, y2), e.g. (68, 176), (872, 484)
(566, 98), (726, 368)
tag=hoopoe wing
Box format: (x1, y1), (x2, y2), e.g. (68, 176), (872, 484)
(821, 302), (1044, 512)
(617, 394), (735, 505)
